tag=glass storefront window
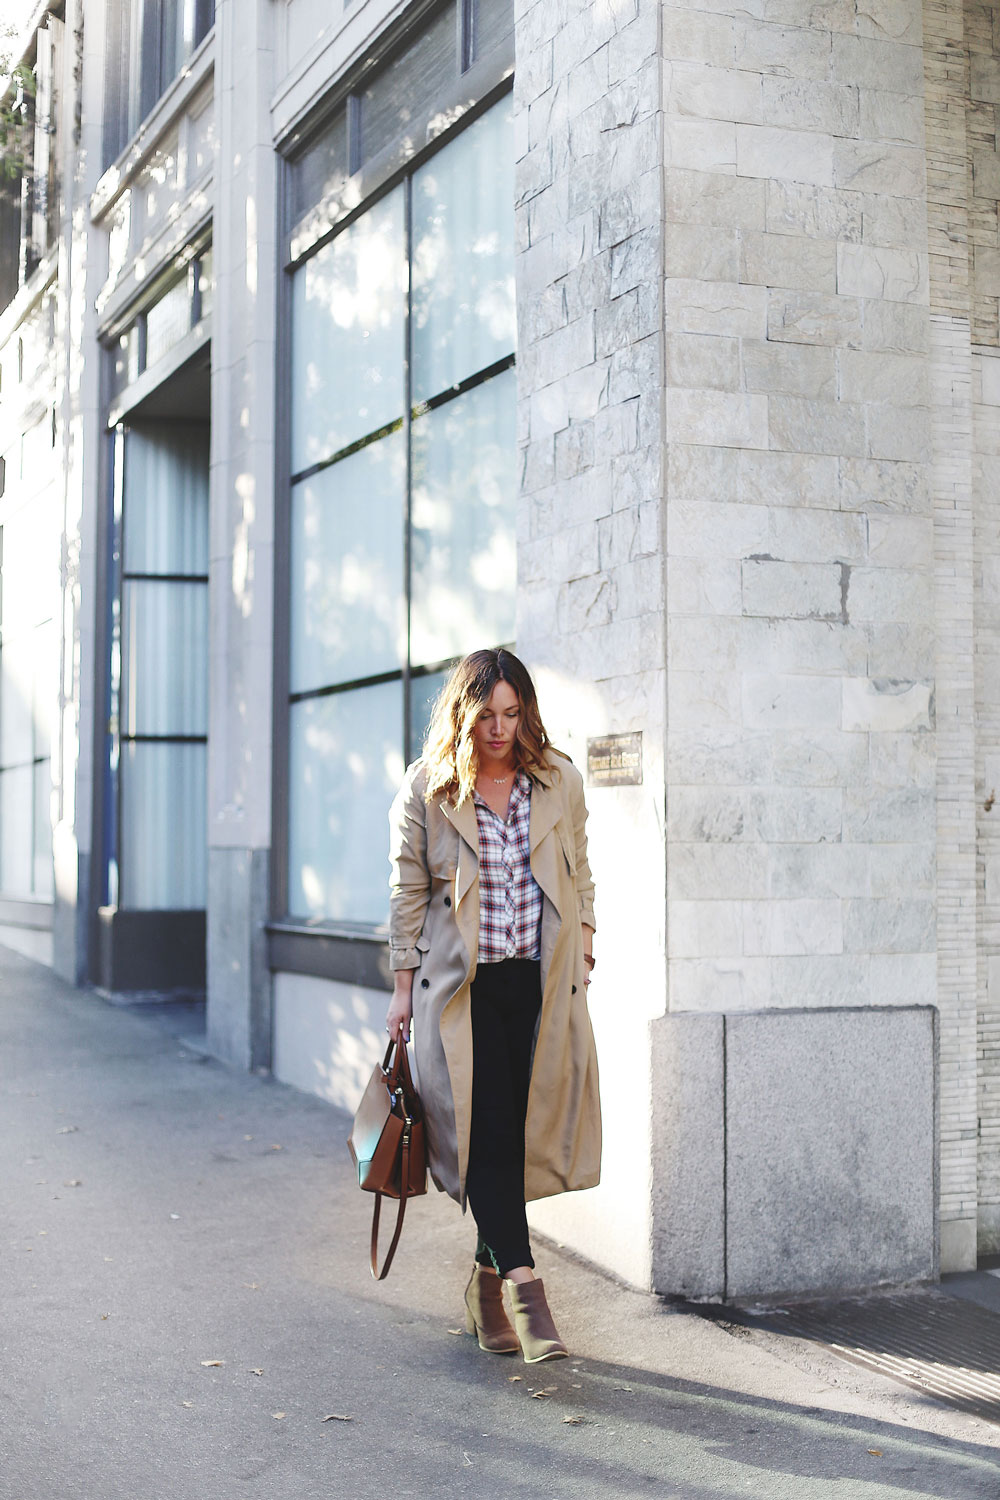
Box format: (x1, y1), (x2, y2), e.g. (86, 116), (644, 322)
(285, 96), (515, 925)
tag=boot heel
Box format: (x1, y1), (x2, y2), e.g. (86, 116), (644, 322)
(464, 1305), (476, 1336)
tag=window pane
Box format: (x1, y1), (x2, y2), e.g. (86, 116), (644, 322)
(409, 670), (448, 758)
(0, 638), (34, 767)
(32, 619), (57, 762)
(291, 188), (406, 472)
(290, 432), (405, 694)
(196, 247), (213, 321)
(471, 0), (513, 63)
(145, 276), (192, 369)
(359, 3), (457, 167)
(33, 758), (52, 899)
(0, 763), (32, 894)
(410, 369), (516, 665)
(124, 425), (209, 575)
(120, 740), (206, 909)
(411, 99), (515, 401)
(288, 682), (404, 922)
(291, 108), (348, 223)
(122, 580), (208, 736)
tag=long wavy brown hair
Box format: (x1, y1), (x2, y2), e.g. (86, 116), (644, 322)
(422, 649), (559, 805)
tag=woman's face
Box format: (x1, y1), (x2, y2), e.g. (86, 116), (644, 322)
(473, 679), (520, 764)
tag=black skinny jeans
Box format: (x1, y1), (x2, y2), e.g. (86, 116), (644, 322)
(465, 958), (542, 1278)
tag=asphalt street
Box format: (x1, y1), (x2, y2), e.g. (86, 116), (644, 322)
(2, 942), (999, 1499)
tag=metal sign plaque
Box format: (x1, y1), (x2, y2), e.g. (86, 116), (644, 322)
(587, 732), (643, 787)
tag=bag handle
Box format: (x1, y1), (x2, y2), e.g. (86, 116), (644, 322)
(369, 1108), (412, 1280)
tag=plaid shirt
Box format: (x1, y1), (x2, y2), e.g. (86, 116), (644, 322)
(474, 771), (542, 963)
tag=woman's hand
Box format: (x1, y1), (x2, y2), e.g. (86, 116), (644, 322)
(385, 970), (414, 1042)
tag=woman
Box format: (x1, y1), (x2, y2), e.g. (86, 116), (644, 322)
(386, 649), (600, 1364)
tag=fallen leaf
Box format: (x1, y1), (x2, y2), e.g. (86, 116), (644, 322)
(563, 1415), (586, 1425)
(244, 1135), (253, 1141)
(56, 1126), (79, 1135)
(37, 1230), (47, 1236)
(507, 1375), (523, 1383)
(321, 1414), (353, 1423)
(530, 1389), (556, 1400)
(250, 1369), (264, 1377)
(244, 1282), (262, 1291)
(446, 1328), (463, 1336)
(868, 1450), (883, 1458)
(182, 1401), (193, 1409)
(200, 1360), (223, 1368)
(169, 1214), (180, 1221)
(100, 1313), (110, 1321)
(272, 1412), (286, 1420)
(64, 1180), (81, 1187)
(462, 1453), (472, 1466)
(270, 1144), (283, 1151)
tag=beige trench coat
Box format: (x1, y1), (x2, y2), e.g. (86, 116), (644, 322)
(388, 752), (601, 1207)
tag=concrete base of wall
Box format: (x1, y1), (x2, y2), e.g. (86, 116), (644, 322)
(651, 1006), (938, 1301)
(206, 847), (270, 1071)
(942, 1215), (978, 1272)
(0, 926), (53, 967)
(272, 970), (387, 1113)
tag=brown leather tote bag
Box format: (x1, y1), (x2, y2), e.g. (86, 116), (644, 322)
(348, 1027), (427, 1279)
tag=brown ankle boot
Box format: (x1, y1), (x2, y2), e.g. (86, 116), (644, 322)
(464, 1265), (520, 1354)
(507, 1277), (569, 1363)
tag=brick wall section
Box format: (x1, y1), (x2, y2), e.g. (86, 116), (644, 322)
(967, 2), (1000, 346)
(662, 4), (937, 1030)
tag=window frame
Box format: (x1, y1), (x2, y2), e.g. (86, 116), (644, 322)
(270, 22), (515, 986)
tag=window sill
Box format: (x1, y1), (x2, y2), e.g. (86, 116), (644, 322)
(91, 27), (216, 225)
(0, 896), (53, 931)
(266, 920), (391, 991)
(0, 244), (59, 349)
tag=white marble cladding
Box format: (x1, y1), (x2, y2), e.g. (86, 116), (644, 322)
(662, 1), (937, 1019)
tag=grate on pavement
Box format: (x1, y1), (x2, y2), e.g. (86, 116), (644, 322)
(698, 1291), (1000, 1427)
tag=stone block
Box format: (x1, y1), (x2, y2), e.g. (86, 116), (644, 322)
(837, 349), (928, 405)
(769, 394), (866, 457)
(761, 76), (860, 138)
(834, 142), (925, 198)
(665, 116), (737, 174)
(762, 0), (855, 30)
(666, 167), (766, 230)
(832, 34), (925, 93)
(755, 785), (844, 842)
(667, 841), (771, 900)
(843, 898), (936, 954)
(837, 243), (928, 303)
(666, 786), (754, 844)
(865, 397), (930, 465)
(840, 456), (929, 515)
(971, 53), (1000, 105)
(666, 389), (769, 449)
(767, 842), (869, 899)
(846, 565), (929, 623)
(740, 230), (837, 292)
(667, 725), (772, 787)
(854, 0), (922, 46)
(742, 558), (844, 619)
(742, 340), (836, 399)
(766, 180), (863, 242)
(666, 331), (741, 391)
(869, 953), (936, 1005)
(666, 555), (743, 616)
(769, 953), (873, 1007)
(737, 124), (835, 187)
(742, 672), (842, 730)
(843, 785), (935, 842)
(842, 676), (932, 732)
(972, 150), (1000, 201)
(650, 1011), (725, 1299)
(660, 8), (736, 67)
(858, 88), (924, 147)
(734, 17), (831, 80)
(670, 668), (742, 729)
(669, 61), (763, 124)
(860, 299), (929, 354)
(740, 449), (840, 509)
(767, 507), (867, 564)
(669, 497), (770, 558)
(859, 192), (927, 250)
(869, 842), (934, 896)
(724, 1006), (936, 1297)
(669, 441), (741, 502)
(771, 726), (870, 787)
(667, 957), (770, 1014)
(767, 289), (863, 348)
(743, 898), (843, 957)
(668, 899), (743, 958)
(666, 278), (768, 338)
(665, 221), (740, 281)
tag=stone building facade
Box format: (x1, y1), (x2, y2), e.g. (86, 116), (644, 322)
(1, 0), (999, 1297)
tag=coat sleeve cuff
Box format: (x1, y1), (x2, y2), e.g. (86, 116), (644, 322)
(389, 945), (421, 970)
(578, 898), (596, 930)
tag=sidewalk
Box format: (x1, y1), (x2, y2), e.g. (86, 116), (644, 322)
(1, 943), (999, 1500)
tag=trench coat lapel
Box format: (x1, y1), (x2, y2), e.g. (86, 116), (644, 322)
(438, 796), (479, 909)
(529, 777), (566, 917)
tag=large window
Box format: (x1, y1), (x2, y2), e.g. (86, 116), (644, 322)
(284, 58), (515, 926)
(103, 0), (215, 165)
(107, 422), (209, 910)
(0, 423), (58, 900)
